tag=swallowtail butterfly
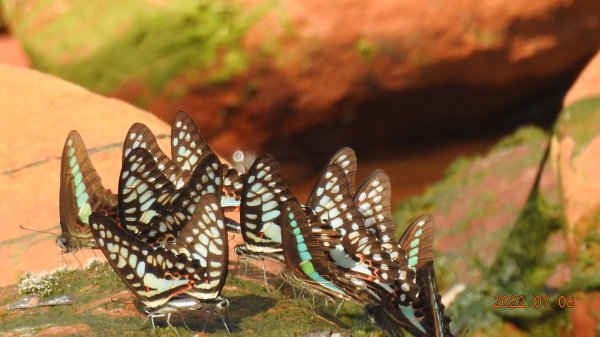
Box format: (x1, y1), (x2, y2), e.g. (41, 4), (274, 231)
(58, 130), (118, 253)
(89, 193), (230, 324)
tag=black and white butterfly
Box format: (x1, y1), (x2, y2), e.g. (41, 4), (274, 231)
(89, 193), (230, 330)
(57, 130), (118, 253)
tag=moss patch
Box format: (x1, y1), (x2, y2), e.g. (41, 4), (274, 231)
(555, 96), (600, 159)
(0, 261), (375, 336)
(5, 0), (273, 93)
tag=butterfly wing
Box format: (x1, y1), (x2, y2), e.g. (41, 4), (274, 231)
(326, 147), (357, 194)
(414, 262), (454, 337)
(354, 169), (397, 256)
(398, 215), (434, 272)
(123, 123), (185, 188)
(171, 111), (214, 172)
(280, 200), (355, 301)
(58, 130), (118, 252)
(89, 212), (203, 309)
(238, 155), (297, 256)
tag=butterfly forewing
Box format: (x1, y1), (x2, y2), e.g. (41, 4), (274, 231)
(326, 147), (357, 194)
(89, 212), (203, 309)
(124, 123), (185, 188)
(171, 111), (214, 172)
(239, 155), (297, 255)
(398, 215), (434, 272)
(354, 169), (396, 254)
(58, 130), (118, 252)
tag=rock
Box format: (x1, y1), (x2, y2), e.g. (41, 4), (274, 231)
(4, 1), (600, 156)
(564, 50), (600, 107)
(0, 64), (173, 286)
(550, 96), (600, 336)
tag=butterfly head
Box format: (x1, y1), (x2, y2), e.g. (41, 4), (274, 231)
(56, 234), (70, 253)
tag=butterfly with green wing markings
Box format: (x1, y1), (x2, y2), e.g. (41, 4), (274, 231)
(366, 215), (454, 337)
(89, 193), (231, 331)
(57, 130), (118, 253)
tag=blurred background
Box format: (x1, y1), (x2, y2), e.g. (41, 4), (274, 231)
(2, 0), (598, 205)
(1, 2), (600, 336)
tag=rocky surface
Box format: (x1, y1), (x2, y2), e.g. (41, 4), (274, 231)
(3, 0), (600, 156)
(0, 64), (246, 286)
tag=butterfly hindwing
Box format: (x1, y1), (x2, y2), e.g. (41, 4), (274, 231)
(58, 130), (118, 252)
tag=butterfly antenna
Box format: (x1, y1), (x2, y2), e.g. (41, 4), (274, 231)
(19, 224), (58, 236)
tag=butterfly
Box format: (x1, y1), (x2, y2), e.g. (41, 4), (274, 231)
(366, 216), (454, 337)
(118, 146), (223, 243)
(236, 154), (298, 262)
(57, 130), (118, 253)
(89, 193), (230, 329)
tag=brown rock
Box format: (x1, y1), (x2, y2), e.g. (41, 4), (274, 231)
(564, 49), (600, 107)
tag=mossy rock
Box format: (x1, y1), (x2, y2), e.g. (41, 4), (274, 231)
(2, 1), (273, 94)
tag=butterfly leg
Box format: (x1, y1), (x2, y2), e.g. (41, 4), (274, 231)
(72, 250), (83, 267)
(220, 308), (232, 334)
(261, 258), (270, 292)
(177, 312), (193, 333)
(202, 310), (212, 332)
(334, 300), (345, 316)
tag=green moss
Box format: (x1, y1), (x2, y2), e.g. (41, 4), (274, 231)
(555, 96), (600, 159)
(1, 261), (370, 336)
(355, 38), (378, 61)
(7, 0), (274, 93)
